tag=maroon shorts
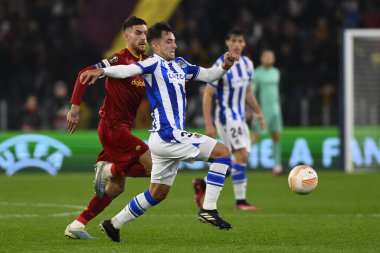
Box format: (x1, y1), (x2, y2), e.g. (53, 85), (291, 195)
(96, 118), (149, 177)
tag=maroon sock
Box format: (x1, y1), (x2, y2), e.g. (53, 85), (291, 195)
(76, 194), (112, 225)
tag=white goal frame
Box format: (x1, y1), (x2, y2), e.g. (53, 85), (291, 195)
(343, 29), (380, 172)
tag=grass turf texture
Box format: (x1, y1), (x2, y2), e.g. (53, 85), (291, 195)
(1, 171), (379, 253)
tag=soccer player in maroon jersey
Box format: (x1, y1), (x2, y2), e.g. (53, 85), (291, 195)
(64, 16), (152, 239)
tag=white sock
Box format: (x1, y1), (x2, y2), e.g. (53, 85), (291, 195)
(233, 182), (247, 200)
(111, 190), (160, 229)
(70, 220), (85, 228)
(231, 164), (247, 201)
(203, 158), (230, 210)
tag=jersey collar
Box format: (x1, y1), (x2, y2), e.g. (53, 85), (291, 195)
(126, 47), (143, 61)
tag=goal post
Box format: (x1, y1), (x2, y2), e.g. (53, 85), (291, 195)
(343, 29), (380, 173)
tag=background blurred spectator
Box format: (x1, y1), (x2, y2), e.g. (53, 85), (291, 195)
(44, 80), (70, 130)
(1, 0), (379, 130)
(20, 95), (42, 131)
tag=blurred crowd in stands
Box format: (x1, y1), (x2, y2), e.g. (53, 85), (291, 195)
(1, 0), (379, 130)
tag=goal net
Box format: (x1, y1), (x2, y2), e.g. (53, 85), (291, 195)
(343, 29), (380, 172)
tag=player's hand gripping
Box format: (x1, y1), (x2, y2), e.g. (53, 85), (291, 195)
(222, 52), (239, 70)
(66, 104), (80, 134)
(205, 123), (217, 138)
(80, 69), (105, 85)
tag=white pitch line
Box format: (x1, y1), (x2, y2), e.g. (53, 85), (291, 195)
(0, 201), (84, 219)
(0, 201), (84, 209)
(0, 201), (379, 219)
(0, 214), (38, 218)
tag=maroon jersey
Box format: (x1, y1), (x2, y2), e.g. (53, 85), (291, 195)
(71, 48), (148, 129)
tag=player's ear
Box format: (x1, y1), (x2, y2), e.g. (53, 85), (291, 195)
(151, 40), (159, 51)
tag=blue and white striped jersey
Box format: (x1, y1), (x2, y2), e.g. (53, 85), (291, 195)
(135, 54), (200, 142)
(208, 55), (254, 125)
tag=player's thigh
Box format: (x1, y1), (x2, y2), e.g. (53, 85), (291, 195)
(150, 154), (181, 187)
(149, 131), (202, 160)
(271, 113), (283, 134)
(215, 121), (231, 147)
(99, 123), (149, 169)
(220, 121), (251, 152)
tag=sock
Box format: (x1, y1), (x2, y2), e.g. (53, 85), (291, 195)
(203, 157), (231, 210)
(70, 220), (85, 228)
(273, 141), (282, 166)
(231, 163), (247, 201)
(111, 190), (160, 229)
(76, 194), (112, 225)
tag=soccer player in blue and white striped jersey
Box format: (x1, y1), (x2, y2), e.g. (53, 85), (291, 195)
(80, 22), (239, 242)
(193, 28), (266, 211)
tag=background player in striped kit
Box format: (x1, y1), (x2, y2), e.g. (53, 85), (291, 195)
(80, 22), (239, 242)
(193, 28), (266, 210)
(252, 49), (283, 175)
(64, 16), (152, 239)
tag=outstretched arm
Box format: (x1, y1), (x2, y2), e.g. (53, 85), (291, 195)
(195, 52), (238, 82)
(80, 64), (143, 84)
(67, 64), (101, 134)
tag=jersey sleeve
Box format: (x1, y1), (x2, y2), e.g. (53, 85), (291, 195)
(135, 56), (159, 74)
(245, 57), (254, 82)
(175, 57), (200, 80)
(71, 59), (110, 105)
(207, 59), (223, 89)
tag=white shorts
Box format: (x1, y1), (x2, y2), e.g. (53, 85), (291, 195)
(215, 120), (251, 152)
(149, 131), (217, 186)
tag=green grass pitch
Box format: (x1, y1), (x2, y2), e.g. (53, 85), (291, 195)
(1, 171), (380, 252)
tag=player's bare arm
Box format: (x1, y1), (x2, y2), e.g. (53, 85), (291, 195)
(246, 84), (266, 129)
(203, 86), (217, 138)
(66, 104), (80, 134)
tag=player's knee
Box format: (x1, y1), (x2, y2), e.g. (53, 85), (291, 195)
(151, 190), (168, 201)
(106, 182), (125, 199)
(237, 152), (248, 163)
(214, 144), (231, 159)
(217, 144), (231, 158)
(149, 184), (171, 201)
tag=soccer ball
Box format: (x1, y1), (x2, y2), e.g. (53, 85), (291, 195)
(288, 165), (318, 195)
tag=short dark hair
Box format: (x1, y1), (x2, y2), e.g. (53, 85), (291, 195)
(122, 16), (146, 31)
(226, 27), (245, 40)
(147, 22), (173, 44)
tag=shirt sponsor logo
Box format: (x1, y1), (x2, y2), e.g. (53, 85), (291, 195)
(131, 79), (145, 87)
(0, 134), (72, 176)
(168, 72), (185, 80)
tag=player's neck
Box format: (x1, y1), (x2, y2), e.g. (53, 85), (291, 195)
(126, 46), (142, 60)
(155, 53), (171, 62)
